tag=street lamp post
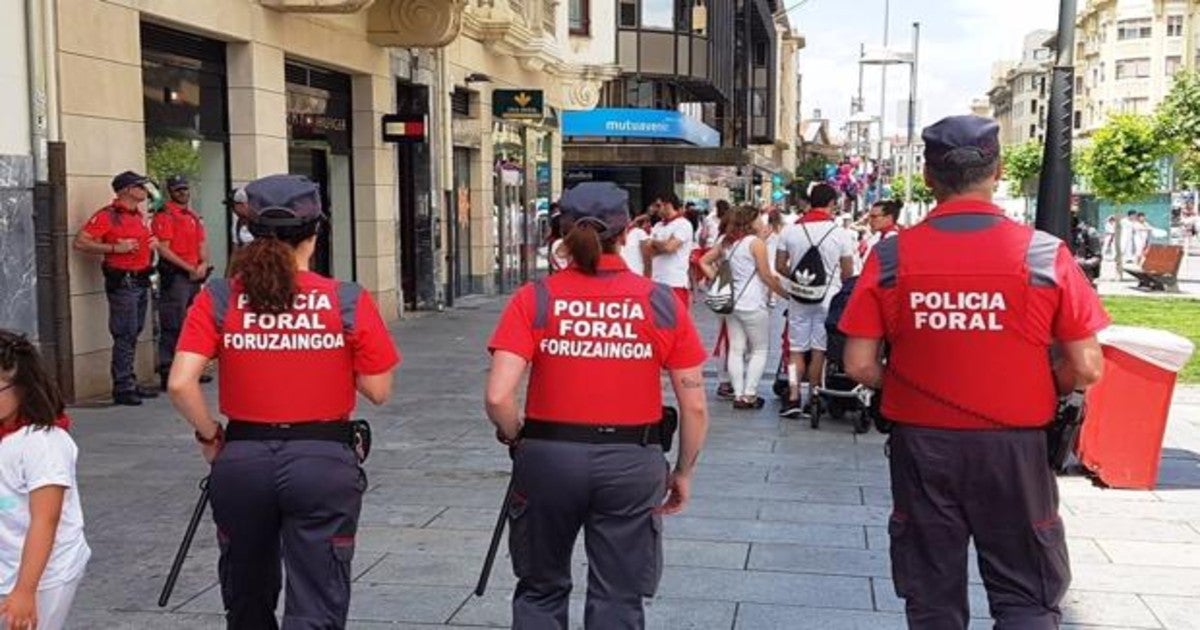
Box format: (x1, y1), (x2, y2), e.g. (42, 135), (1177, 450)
(860, 33), (919, 216)
(906, 22), (921, 214)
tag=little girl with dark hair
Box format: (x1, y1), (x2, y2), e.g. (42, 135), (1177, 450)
(0, 331), (90, 630)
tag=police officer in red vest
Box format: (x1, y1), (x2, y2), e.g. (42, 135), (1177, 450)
(73, 171), (160, 406)
(840, 116), (1109, 629)
(486, 181), (710, 629)
(167, 174), (400, 629)
(153, 175), (213, 391)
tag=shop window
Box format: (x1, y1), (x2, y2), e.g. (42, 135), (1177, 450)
(569, 0), (589, 34)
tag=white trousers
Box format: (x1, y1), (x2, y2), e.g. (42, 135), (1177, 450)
(726, 308), (771, 398)
(1, 577), (81, 630)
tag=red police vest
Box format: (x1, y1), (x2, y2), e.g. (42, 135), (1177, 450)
(876, 205), (1062, 430)
(152, 201), (206, 267)
(81, 201), (154, 271)
(489, 255), (706, 426)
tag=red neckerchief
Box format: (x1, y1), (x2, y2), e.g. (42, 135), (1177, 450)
(799, 210), (834, 223)
(0, 414), (71, 441)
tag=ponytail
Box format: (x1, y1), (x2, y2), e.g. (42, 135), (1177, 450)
(229, 219), (320, 314)
(564, 223), (603, 275)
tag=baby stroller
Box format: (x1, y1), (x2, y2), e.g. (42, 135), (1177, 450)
(811, 277), (874, 433)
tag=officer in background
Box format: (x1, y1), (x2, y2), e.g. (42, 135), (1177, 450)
(486, 181), (710, 629)
(840, 116), (1109, 629)
(153, 175), (213, 391)
(73, 171), (160, 406)
(166, 174), (400, 629)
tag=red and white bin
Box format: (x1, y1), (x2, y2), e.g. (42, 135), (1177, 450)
(1078, 326), (1196, 490)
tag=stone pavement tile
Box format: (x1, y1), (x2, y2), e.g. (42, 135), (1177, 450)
(747, 543), (890, 577)
(356, 526), (494, 556)
(1154, 488), (1200, 504)
(1062, 496), (1200, 521)
(733, 603), (907, 630)
(861, 485), (892, 507)
(691, 479), (864, 505)
(1094, 540), (1200, 568)
(756, 500), (890, 526)
(1140, 595), (1200, 630)
(1062, 514), (1200, 543)
(666, 515), (867, 548)
(347, 583), (473, 624)
(366, 467), (512, 488)
(359, 502), (447, 528)
(1069, 562), (1200, 597)
(66, 609), (224, 629)
(692, 462), (772, 484)
(663, 538), (751, 569)
(863, 526), (1112, 564)
(452, 593), (736, 629)
(658, 566), (873, 609)
(378, 483), (514, 510)
(71, 539), (219, 614)
(766, 466), (889, 487)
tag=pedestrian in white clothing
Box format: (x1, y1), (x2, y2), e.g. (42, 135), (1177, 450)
(0, 331), (90, 630)
(699, 206), (786, 408)
(1118, 210), (1138, 264)
(775, 184), (856, 418)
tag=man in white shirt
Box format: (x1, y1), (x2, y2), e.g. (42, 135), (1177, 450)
(643, 192), (695, 306)
(775, 183), (856, 418)
(620, 214), (652, 277)
(1118, 210), (1137, 264)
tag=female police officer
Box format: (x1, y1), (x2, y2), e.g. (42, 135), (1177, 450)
(486, 181), (710, 629)
(167, 174), (400, 629)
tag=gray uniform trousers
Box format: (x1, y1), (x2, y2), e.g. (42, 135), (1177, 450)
(209, 439), (366, 630)
(508, 439), (668, 629)
(888, 425), (1070, 630)
(157, 268), (201, 375)
(105, 278), (149, 395)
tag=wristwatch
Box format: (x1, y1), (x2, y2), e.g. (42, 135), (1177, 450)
(195, 423), (225, 446)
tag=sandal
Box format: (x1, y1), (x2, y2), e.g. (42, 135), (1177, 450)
(733, 396), (766, 410)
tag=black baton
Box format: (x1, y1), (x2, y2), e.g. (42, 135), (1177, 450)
(158, 476), (210, 608)
(475, 476), (514, 597)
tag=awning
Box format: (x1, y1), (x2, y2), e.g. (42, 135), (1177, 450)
(564, 144), (761, 168)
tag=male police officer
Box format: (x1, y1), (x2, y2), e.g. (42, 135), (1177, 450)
(74, 170), (160, 406)
(840, 116), (1109, 629)
(153, 175), (212, 390)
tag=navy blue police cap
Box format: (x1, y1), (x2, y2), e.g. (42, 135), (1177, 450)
(243, 174), (325, 228)
(166, 175), (189, 191)
(558, 182), (630, 239)
(922, 115), (1001, 170)
(111, 170), (150, 193)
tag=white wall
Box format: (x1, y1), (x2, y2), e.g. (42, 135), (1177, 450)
(0, 0), (32, 155)
(564, 0), (616, 66)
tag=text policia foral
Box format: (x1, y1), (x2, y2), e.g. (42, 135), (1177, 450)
(538, 299), (654, 359)
(910, 291), (1007, 332)
(223, 291), (348, 351)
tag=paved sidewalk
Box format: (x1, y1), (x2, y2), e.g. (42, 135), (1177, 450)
(64, 297), (1200, 629)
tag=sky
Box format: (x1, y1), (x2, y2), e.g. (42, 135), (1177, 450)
(790, 0), (1060, 141)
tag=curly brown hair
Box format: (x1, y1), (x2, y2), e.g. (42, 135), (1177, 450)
(0, 330), (64, 428)
(229, 220), (320, 314)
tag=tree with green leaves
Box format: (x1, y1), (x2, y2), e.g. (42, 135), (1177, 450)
(1155, 70), (1200, 189)
(1002, 140), (1044, 198)
(795, 154), (830, 184)
(1078, 113), (1166, 204)
(889, 174), (934, 205)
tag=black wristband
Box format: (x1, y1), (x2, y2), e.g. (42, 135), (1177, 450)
(195, 424), (225, 445)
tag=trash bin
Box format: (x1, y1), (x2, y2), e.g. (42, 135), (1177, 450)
(1078, 326), (1196, 490)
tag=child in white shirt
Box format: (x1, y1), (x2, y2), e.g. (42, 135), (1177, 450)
(0, 331), (90, 630)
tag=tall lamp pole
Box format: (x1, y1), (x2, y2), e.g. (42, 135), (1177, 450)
(1035, 0), (1077, 241)
(905, 22), (921, 212)
(877, 0), (890, 203)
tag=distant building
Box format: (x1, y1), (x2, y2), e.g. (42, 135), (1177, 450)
(988, 30), (1056, 146)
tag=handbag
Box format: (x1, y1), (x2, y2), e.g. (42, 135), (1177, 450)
(704, 239), (753, 315)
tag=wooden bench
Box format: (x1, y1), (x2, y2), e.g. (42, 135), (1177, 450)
(1124, 244), (1184, 292)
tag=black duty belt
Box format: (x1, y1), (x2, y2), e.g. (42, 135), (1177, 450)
(521, 419), (662, 446)
(102, 266), (153, 280)
(225, 420), (352, 443)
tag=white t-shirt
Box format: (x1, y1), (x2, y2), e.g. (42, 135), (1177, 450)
(699, 213), (722, 248)
(649, 216), (695, 288)
(725, 235), (768, 312)
(0, 426), (90, 593)
(621, 228), (650, 276)
(779, 218), (856, 306)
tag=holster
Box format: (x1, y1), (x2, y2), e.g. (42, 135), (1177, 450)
(660, 406), (679, 453)
(1046, 392), (1085, 472)
(351, 419), (372, 464)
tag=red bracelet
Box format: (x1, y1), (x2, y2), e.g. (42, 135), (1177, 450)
(195, 424), (225, 446)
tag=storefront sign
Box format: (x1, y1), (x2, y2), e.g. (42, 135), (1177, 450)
(381, 114), (426, 143)
(562, 108), (721, 148)
(493, 90), (545, 120)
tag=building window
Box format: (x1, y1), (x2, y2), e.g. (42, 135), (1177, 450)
(1074, 110), (1082, 129)
(1030, 124), (1037, 139)
(753, 41), (768, 67)
(619, 0), (636, 27)
(1115, 57), (1151, 79)
(1167, 55), (1183, 76)
(1168, 15), (1184, 37)
(1030, 99), (1038, 115)
(1100, 62), (1106, 81)
(1117, 18), (1152, 40)
(569, 0), (589, 34)
(543, 0), (556, 34)
(641, 0), (673, 29)
(1074, 76), (1083, 93)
